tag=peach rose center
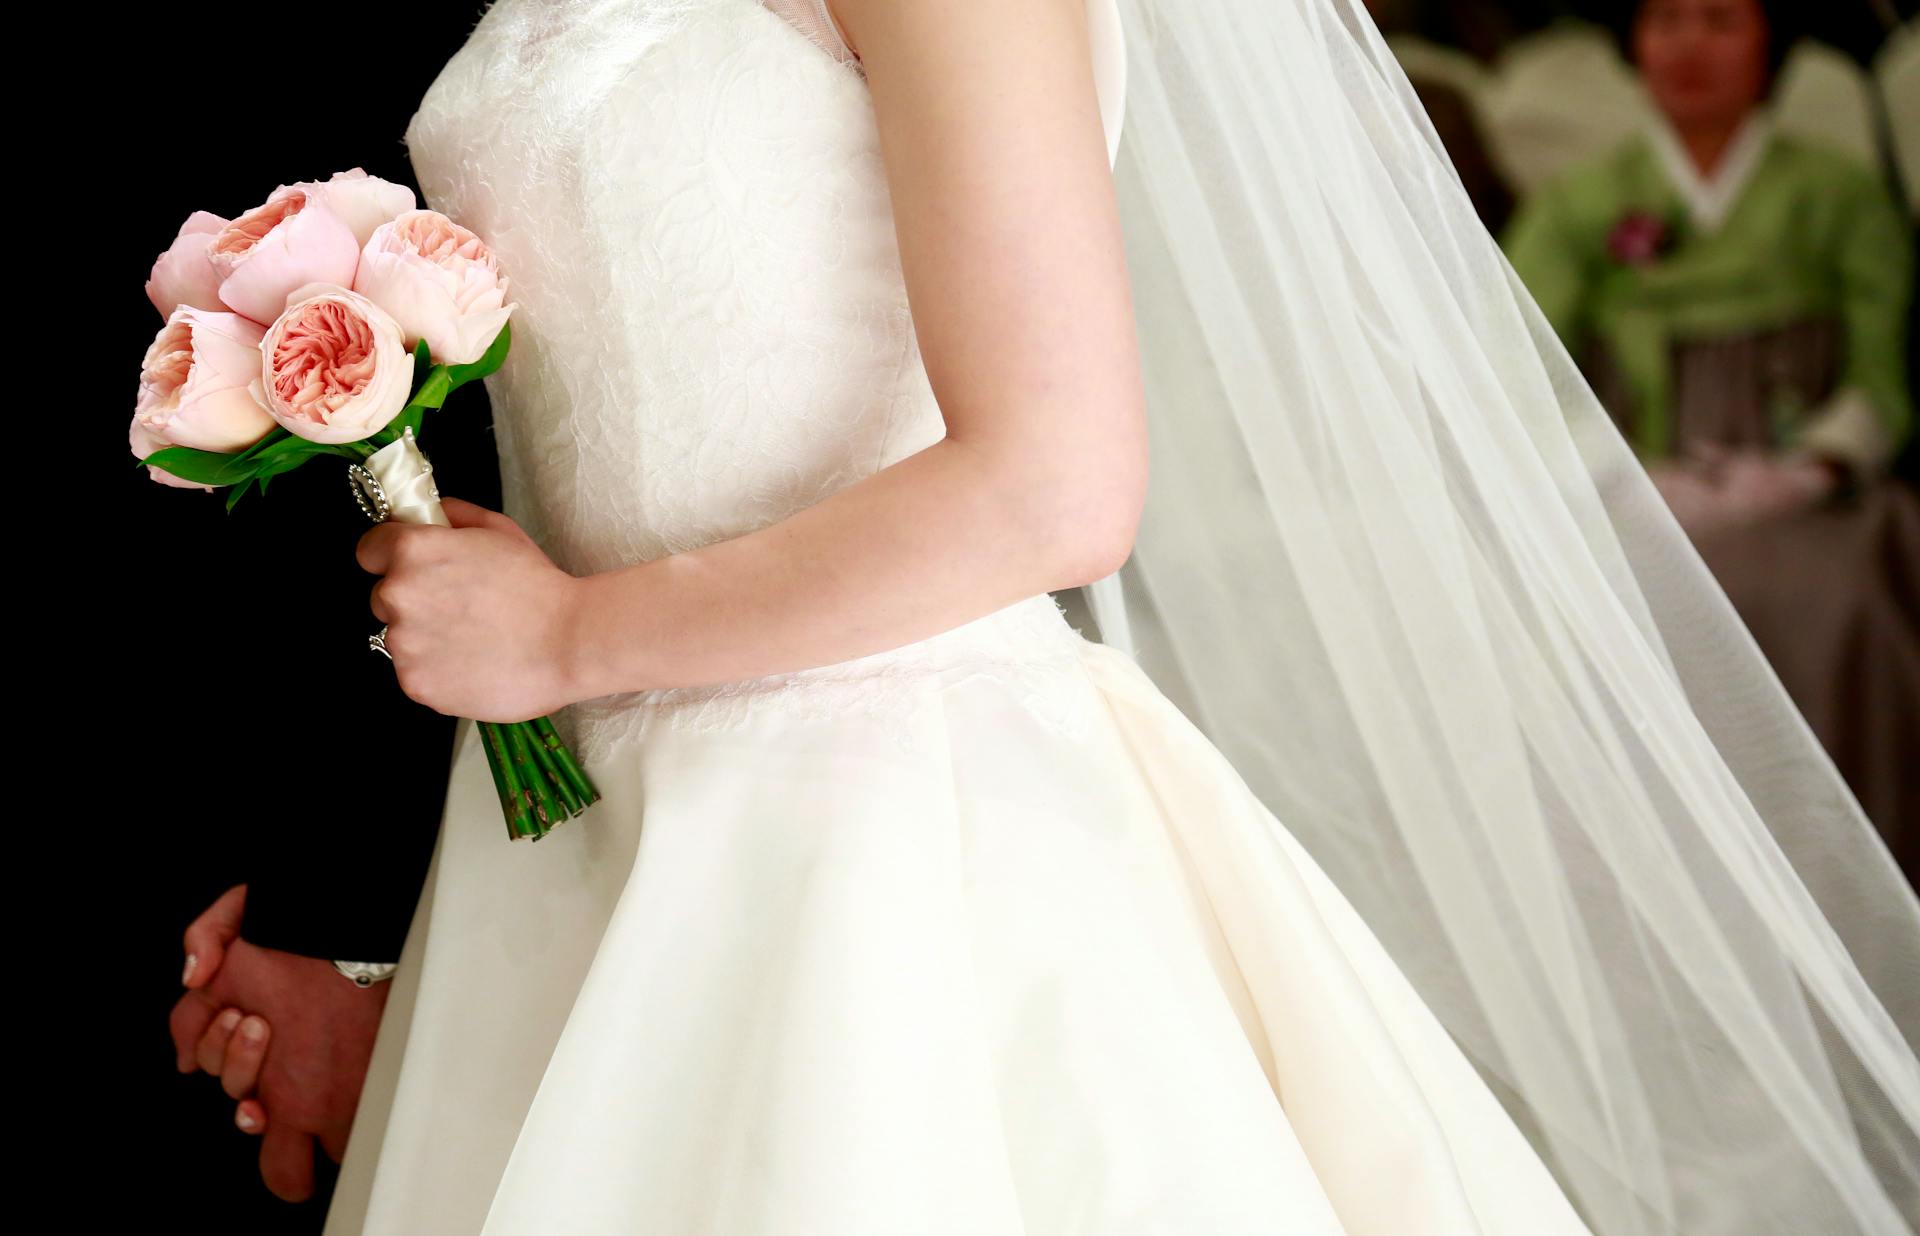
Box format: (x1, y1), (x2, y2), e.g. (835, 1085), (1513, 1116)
(395, 211), (493, 269)
(214, 190), (310, 258)
(270, 300), (380, 426)
(140, 320), (195, 412)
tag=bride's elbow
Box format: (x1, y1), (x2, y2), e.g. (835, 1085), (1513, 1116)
(1058, 514), (1138, 588)
(1046, 445), (1147, 589)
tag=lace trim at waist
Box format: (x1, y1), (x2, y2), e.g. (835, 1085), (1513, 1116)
(556, 591), (1099, 761)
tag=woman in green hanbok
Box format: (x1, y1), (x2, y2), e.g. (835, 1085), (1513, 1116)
(1503, 0), (1919, 878)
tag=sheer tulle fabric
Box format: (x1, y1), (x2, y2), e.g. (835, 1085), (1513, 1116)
(1087, 1), (1920, 1231)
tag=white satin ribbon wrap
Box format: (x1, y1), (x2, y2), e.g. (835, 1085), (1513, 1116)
(366, 430), (451, 527)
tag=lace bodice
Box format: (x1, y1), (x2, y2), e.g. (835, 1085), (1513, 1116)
(403, 0), (1126, 759)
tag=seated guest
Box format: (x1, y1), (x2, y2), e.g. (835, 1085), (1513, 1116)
(1502, 0), (1919, 879)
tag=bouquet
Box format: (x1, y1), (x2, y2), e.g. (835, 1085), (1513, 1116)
(131, 168), (597, 842)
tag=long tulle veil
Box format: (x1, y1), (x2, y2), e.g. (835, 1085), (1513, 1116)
(1082, 1), (1920, 1231)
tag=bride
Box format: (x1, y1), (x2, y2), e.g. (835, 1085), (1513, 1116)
(180, 0), (1920, 1232)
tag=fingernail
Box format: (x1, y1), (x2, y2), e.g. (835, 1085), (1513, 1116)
(236, 1108), (257, 1132)
(220, 1009), (243, 1032)
(241, 1017), (266, 1043)
(182, 953), (198, 985)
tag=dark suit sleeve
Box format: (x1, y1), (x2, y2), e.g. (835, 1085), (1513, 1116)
(233, 396), (503, 964)
(237, 674), (459, 963)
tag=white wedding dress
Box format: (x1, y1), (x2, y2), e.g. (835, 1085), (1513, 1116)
(323, 2), (1594, 1231)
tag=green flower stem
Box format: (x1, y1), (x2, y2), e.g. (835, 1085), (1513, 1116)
(480, 721), (538, 841)
(520, 719), (584, 817)
(531, 715), (601, 807)
(505, 722), (560, 839)
(475, 722), (516, 825)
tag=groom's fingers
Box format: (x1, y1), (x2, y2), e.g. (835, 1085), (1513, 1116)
(235, 1098), (267, 1136)
(221, 1015), (270, 1100)
(181, 883), (247, 992)
(169, 989), (219, 1073)
(196, 1007), (244, 1077)
(258, 1123), (317, 1203)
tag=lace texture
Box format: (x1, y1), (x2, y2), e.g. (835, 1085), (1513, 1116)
(764, 0), (863, 73)
(403, 0), (1095, 759)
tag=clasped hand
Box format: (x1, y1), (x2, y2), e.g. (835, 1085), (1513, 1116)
(1645, 444), (1839, 537)
(357, 496), (586, 721)
(169, 885), (392, 1203)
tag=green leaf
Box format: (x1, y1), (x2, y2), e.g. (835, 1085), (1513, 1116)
(223, 476), (257, 512)
(402, 339), (433, 400)
(139, 445), (259, 487)
(413, 366), (456, 412)
(446, 320), (511, 389)
(137, 426), (365, 506)
(363, 322), (512, 451)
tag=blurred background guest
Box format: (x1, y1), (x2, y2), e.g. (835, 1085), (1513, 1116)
(1500, 0), (1919, 878)
(1365, 0), (1534, 231)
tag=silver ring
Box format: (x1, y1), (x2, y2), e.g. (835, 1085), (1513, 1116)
(369, 624), (392, 661)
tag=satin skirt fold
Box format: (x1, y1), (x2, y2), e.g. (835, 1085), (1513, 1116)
(324, 617), (1590, 1235)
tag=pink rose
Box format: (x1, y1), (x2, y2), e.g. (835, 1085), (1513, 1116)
(353, 210), (516, 365)
(259, 282), (414, 444)
(144, 211), (230, 320)
(269, 168), (416, 249)
(209, 189), (361, 325)
(132, 307), (277, 457)
(129, 418), (211, 491)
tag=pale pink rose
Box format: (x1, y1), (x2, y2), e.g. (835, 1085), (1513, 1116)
(133, 307), (276, 455)
(258, 282), (414, 444)
(270, 168), (416, 248)
(144, 211), (230, 320)
(353, 209), (516, 365)
(209, 190), (361, 325)
(129, 417), (212, 491)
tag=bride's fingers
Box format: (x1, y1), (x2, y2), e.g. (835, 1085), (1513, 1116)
(441, 496), (537, 546)
(195, 1007), (244, 1077)
(356, 523), (406, 576)
(220, 1014), (271, 1100)
(235, 1097), (268, 1136)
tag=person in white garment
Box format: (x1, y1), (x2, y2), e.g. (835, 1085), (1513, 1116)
(168, 2), (1920, 1234)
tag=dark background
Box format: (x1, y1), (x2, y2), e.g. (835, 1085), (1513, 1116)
(76, 3), (497, 1227)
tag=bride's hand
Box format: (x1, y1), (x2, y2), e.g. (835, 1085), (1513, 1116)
(356, 497), (587, 721)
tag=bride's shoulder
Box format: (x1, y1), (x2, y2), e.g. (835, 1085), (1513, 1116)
(774, 0), (1123, 146)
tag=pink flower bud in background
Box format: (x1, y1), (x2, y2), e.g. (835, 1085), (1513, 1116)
(209, 190), (361, 325)
(1605, 210), (1673, 268)
(258, 282), (414, 444)
(144, 211), (230, 321)
(354, 209), (516, 366)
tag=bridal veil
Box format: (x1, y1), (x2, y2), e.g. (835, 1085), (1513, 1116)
(1085, 1), (1920, 1231)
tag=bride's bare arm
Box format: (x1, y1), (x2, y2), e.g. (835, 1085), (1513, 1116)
(359, 0), (1145, 718)
(574, 0), (1144, 695)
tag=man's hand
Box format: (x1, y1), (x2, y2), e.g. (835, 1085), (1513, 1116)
(170, 884), (391, 1202)
(1649, 445), (1837, 539)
